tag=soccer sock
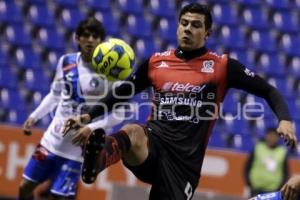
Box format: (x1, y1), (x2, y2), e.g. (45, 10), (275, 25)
(97, 130), (131, 172)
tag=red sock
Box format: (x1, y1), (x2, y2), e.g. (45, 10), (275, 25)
(97, 130), (131, 172)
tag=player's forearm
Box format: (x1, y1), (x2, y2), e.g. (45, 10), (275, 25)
(89, 60), (151, 120)
(30, 92), (60, 120)
(88, 82), (134, 120)
(227, 58), (292, 121)
(264, 87), (291, 121)
(87, 106), (126, 131)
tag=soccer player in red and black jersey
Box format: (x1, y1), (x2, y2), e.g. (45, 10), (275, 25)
(63, 3), (297, 200)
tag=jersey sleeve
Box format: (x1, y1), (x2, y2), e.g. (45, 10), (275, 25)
(86, 106), (126, 131)
(227, 58), (291, 121)
(88, 59), (151, 120)
(29, 56), (65, 120)
(51, 55), (65, 96)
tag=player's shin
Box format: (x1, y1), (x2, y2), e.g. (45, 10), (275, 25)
(100, 131), (131, 170)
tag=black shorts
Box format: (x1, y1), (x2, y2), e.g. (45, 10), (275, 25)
(123, 126), (199, 200)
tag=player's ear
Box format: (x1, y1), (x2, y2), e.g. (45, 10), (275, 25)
(205, 30), (212, 40)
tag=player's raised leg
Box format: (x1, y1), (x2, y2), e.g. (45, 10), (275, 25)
(81, 124), (148, 183)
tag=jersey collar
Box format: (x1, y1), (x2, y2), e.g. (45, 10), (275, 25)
(175, 46), (207, 60)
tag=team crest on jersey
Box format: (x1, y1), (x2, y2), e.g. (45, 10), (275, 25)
(90, 77), (100, 88)
(201, 60), (214, 73)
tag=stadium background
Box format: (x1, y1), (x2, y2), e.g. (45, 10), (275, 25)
(0, 0), (300, 199)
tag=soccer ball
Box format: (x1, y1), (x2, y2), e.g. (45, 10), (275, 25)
(92, 38), (135, 81)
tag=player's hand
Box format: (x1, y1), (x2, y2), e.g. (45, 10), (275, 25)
(23, 117), (36, 136)
(71, 126), (93, 146)
(62, 114), (91, 137)
(281, 175), (300, 200)
(277, 120), (297, 150)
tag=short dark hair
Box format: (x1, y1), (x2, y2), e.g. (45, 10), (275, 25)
(75, 17), (106, 40)
(266, 127), (277, 134)
(179, 3), (212, 31)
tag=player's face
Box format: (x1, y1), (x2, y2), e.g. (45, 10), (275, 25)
(77, 30), (102, 61)
(266, 132), (279, 148)
(177, 12), (209, 51)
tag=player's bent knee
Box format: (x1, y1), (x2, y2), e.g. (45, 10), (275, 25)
(121, 124), (147, 150)
(121, 124), (149, 166)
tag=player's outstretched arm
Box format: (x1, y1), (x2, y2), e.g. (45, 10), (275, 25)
(63, 59), (151, 135)
(67, 106), (126, 145)
(227, 58), (298, 149)
(23, 60), (64, 136)
(23, 91), (61, 136)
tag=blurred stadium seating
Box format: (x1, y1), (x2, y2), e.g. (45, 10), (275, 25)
(0, 0), (299, 154)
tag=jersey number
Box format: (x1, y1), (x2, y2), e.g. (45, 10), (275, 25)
(184, 182), (193, 200)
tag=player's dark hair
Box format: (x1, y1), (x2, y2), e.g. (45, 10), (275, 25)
(179, 3), (212, 31)
(75, 17), (106, 40)
(266, 127), (277, 135)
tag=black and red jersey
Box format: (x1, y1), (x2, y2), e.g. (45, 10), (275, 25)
(145, 49), (229, 173)
(89, 47), (291, 175)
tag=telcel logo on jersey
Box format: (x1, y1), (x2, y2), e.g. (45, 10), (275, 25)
(162, 82), (206, 93)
